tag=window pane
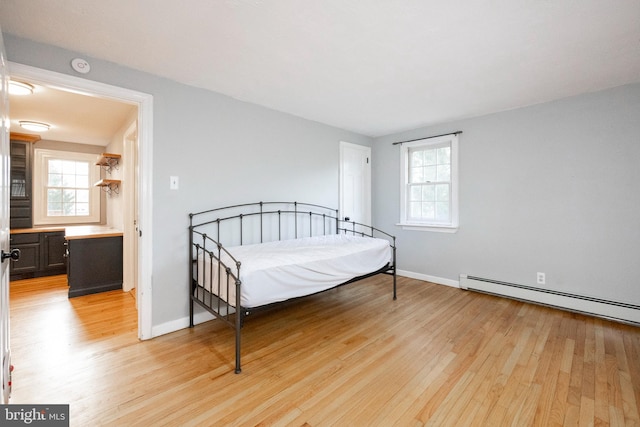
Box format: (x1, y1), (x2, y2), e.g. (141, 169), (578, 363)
(410, 201), (422, 218)
(436, 202), (450, 221)
(421, 202), (435, 219)
(48, 173), (62, 186)
(436, 184), (450, 201)
(437, 147), (450, 165)
(423, 166), (437, 182)
(62, 160), (76, 175)
(48, 188), (62, 202)
(76, 189), (89, 203)
(424, 149), (437, 165)
(75, 162), (89, 175)
(63, 189), (76, 203)
(410, 150), (424, 167)
(410, 185), (422, 202)
(436, 164), (450, 181)
(76, 175), (89, 188)
(62, 174), (76, 188)
(49, 159), (63, 174)
(410, 166), (424, 183)
(421, 185), (435, 201)
(63, 202), (75, 216)
(48, 202), (62, 216)
(76, 203), (89, 216)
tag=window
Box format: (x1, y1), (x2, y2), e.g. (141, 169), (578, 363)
(33, 149), (101, 225)
(399, 134), (459, 232)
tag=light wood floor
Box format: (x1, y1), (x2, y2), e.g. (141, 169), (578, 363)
(8, 274), (640, 426)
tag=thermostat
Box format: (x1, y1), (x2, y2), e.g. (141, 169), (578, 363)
(71, 58), (91, 74)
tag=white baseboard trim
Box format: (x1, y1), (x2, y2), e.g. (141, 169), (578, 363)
(397, 270), (460, 288)
(151, 309), (215, 338)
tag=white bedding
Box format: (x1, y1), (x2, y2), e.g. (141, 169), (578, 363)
(196, 234), (392, 308)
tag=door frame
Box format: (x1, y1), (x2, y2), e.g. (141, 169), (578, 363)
(122, 120), (138, 296)
(8, 61), (154, 340)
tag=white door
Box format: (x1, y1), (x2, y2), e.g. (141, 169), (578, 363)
(0, 28), (13, 404)
(122, 121), (138, 295)
(339, 141), (371, 227)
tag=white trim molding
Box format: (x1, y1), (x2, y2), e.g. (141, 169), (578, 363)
(397, 269), (460, 288)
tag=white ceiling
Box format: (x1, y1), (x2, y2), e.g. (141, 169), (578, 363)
(1, 0), (639, 139)
(8, 84), (135, 146)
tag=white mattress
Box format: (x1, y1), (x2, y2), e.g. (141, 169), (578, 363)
(196, 234), (392, 308)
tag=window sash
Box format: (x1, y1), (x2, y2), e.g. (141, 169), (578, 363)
(45, 159), (91, 217)
(407, 182), (451, 223)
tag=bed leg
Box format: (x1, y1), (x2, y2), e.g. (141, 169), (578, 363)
(393, 270), (397, 300)
(392, 240), (397, 300)
(235, 311), (242, 374)
(189, 296), (194, 328)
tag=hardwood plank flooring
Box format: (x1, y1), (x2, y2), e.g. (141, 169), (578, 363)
(8, 274), (640, 426)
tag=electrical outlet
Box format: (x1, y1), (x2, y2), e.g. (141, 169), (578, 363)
(537, 272), (545, 285)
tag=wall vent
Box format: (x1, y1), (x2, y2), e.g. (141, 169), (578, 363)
(459, 275), (640, 326)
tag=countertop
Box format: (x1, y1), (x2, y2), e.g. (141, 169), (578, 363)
(11, 225), (123, 240)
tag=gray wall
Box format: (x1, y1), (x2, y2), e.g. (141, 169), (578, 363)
(373, 83), (640, 305)
(4, 34), (372, 329)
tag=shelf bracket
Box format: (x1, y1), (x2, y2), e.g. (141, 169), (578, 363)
(96, 153), (121, 174)
(95, 179), (120, 196)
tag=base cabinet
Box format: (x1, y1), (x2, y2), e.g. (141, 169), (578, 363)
(9, 231), (66, 280)
(67, 236), (123, 298)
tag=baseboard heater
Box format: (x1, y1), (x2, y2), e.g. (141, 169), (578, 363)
(459, 275), (640, 326)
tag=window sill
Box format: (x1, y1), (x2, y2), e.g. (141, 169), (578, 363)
(396, 222), (459, 233)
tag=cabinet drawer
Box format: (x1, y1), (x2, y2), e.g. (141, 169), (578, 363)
(10, 233), (40, 244)
(10, 206), (31, 217)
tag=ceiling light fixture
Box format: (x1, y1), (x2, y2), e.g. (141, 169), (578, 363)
(9, 80), (35, 95)
(19, 121), (50, 132)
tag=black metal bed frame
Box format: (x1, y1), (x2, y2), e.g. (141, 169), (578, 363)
(188, 201), (396, 373)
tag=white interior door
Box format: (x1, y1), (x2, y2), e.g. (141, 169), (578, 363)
(0, 28), (13, 404)
(339, 141), (371, 226)
(123, 121), (138, 296)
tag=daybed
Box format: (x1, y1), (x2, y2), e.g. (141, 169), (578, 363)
(188, 201), (396, 373)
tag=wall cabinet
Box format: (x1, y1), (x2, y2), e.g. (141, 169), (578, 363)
(9, 231), (67, 280)
(9, 140), (33, 229)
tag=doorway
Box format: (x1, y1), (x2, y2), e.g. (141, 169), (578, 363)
(8, 62), (153, 340)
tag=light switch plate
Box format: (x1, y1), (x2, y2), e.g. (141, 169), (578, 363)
(170, 176), (179, 190)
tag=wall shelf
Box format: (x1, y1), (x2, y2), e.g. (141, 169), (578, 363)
(95, 179), (121, 196)
(96, 153), (121, 173)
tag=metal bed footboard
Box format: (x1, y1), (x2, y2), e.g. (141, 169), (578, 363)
(337, 219), (397, 300)
(188, 201), (396, 374)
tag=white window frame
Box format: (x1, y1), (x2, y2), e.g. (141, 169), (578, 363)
(33, 149), (101, 225)
(398, 134), (459, 233)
